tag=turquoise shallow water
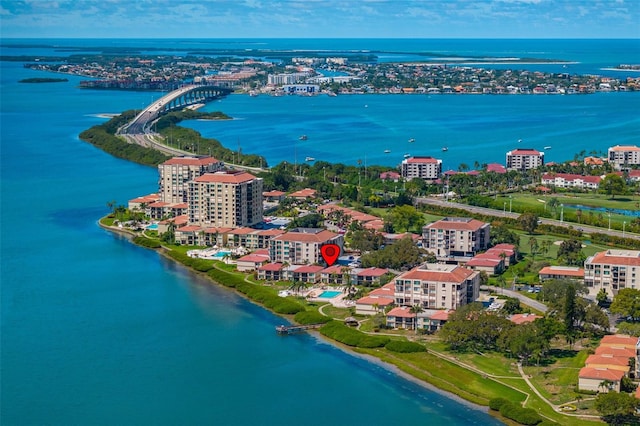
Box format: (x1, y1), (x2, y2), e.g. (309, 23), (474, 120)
(2, 38), (639, 425)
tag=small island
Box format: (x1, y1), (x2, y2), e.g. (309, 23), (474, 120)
(19, 77), (68, 83)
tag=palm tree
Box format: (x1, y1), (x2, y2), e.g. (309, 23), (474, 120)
(409, 304), (424, 334)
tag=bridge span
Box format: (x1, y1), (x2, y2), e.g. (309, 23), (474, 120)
(119, 84), (231, 136)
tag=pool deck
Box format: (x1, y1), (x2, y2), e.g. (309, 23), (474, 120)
(304, 286), (355, 308)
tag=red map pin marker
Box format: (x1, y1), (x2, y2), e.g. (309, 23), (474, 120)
(320, 244), (341, 266)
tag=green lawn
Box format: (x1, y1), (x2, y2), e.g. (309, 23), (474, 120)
(499, 192), (638, 228)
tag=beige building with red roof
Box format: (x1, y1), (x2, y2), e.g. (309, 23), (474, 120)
(393, 263), (479, 310)
(385, 306), (453, 331)
(608, 145), (640, 170)
(188, 170), (263, 228)
(506, 148), (544, 171)
(158, 156), (224, 203)
(288, 188), (317, 199)
(578, 367), (624, 392)
(539, 266), (585, 282)
(509, 313), (542, 325)
(584, 250), (640, 298)
(422, 217), (490, 262)
(128, 193), (160, 210)
(541, 173), (602, 190)
(269, 228), (343, 265)
(400, 156), (442, 180)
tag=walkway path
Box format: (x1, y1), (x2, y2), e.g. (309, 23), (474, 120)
(488, 286), (549, 313)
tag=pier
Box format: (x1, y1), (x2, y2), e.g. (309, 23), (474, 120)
(275, 324), (324, 334)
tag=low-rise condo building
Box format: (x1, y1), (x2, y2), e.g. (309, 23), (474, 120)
(422, 217), (490, 262)
(268, 228), (343, 265)
(506, 148), (544, 171)
(541, 173), (601, 190)
(393, 263), (479, 310)
(158, 156), (224, 203)
(608, 145), (640, 170)
(187, 170), (263, 228)
(400, 156), (442, 180)
(584, 250), (640, 299)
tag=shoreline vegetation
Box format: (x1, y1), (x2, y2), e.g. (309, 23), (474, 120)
(99, 218), (606, 426)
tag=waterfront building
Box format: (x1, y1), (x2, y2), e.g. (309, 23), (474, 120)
(541, 172), (601, 190)
(393, 263), (480, 310)
(267, 72), (307, 86)
(584, 250), (640, 299)
(385, 306), (452, 331)
(506, 148), (544, 171)
(128, 193), (160, 210)
(422, 217), (490, 262)
(158, 156), (224, 203)
(282, 84), (320, 94)
(355, 283), (395, 315)
(608, 145), (640, 170)
(187, 170), (263, 228)
(268, 228), (343, 265)
(400, 156), (442, 180)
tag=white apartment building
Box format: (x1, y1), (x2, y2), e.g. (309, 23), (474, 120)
(584, 250), (640, 299)
(158, 156), (224, 203)
(267, 73), (307, 86)
(187, 171), (263, 228)
(400, 156), (442, 180)
(269, 228), (343, 265)
(393, 263), (479, 310)
(608, 145), (640, 170)
(506, 148), (544, 171)
(422, 217), (491, 261)
(541, 173), (602, 190)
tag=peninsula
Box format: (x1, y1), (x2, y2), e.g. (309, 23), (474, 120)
(91, 96), (640, 425)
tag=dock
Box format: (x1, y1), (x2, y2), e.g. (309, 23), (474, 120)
(275, 323), (323, 334)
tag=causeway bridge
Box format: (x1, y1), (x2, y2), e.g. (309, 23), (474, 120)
(119, 84), (232, 136)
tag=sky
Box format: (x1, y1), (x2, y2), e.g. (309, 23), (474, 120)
(0, 0), (638, 39)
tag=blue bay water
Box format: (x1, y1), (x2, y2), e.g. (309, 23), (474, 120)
(1, 38), (639, 425)
(0, 45), (503, 425)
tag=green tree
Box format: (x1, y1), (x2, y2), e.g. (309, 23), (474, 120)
(490, 222), (519, 246)
(600, 173), (626, 199)
(597, 288), (610, 307)
(594, 392), (640, 425)
(498, 322), (549, 365)
(502, 297), (522, 315)
(386, 205), (425, 233)
(610, 288), (640, 321)
(528, 237), (539, 260)
(557, 238), (586, 266)
(349, 228), (384, 252)
(518, 212), (539, 234)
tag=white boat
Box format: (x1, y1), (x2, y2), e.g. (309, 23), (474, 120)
(408, 138), (415, 143)
(404, 153), (411, 158)
(305, 156), (315, 162)
(544, 146), (552, 150)
(442, 147), (448, 152)
(299, 135), (308, 141)
(384, 149), (391, 154)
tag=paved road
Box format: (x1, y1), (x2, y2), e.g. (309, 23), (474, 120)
(488, 286), (549, 313)
(415, 196), (638, 240)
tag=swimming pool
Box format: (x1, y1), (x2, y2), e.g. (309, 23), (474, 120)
(213, 251), (231, 258)
(146, 223), (158, 230)
(318, 290), (342, 298)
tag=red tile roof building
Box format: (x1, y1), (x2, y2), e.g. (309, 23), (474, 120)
(269, 228), (344, 265)
(188, 171), (263, 228)
(393, 263), (479, 310)
(608, 145), (640, 170)
(538, 266), (585, 281)
(584, 250), (640, 299)
(422, 217), (490, 261)
(506, 148), (544, 171)
(400, 156), (442, 180)
(541, 173), (602, 190)
(158, 156), (224, 203)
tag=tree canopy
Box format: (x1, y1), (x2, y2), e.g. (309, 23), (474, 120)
(610, 288), (640, 321)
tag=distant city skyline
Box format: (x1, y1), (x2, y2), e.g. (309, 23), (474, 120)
(1, 0), (639, 39)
